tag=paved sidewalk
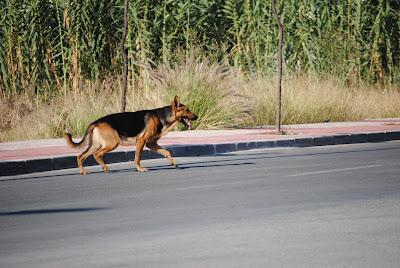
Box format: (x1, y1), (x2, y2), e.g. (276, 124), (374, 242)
(1, 119), (400, 176)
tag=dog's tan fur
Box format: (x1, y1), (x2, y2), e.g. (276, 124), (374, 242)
(65, 96), (197, 175)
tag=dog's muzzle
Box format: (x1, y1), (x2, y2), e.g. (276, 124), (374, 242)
(181, 114), (198, 130)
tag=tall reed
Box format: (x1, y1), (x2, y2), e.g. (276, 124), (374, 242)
(1, 0), (399, 98)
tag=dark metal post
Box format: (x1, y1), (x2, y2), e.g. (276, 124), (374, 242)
(271, 0), (283, 133)
(119, 0), (129, 112)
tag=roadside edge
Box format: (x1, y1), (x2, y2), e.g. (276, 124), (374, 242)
(1, 131), (399, 177)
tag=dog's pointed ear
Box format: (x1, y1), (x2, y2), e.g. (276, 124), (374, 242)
(172, 95), (180, 108)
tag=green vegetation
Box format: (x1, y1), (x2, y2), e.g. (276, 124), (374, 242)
(1, 0), (400, 96)
(0, 0), (399, 141)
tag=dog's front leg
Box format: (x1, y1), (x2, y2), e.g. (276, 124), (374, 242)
(134, 139), (148, 173)
(147, 142), (177, 168)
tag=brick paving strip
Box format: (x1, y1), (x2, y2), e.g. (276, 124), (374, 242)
(1, 119), (400, 176)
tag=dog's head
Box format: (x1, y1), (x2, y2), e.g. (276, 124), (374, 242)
(171, 96), (198, 129)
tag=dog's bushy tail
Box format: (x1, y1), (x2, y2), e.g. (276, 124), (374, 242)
(64, 124), (95, 149)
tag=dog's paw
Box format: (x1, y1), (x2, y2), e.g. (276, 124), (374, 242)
(137, 167), (148, 173)
(170, 159), (177, 168)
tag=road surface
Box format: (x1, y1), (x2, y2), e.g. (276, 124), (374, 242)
(1, 141), (400, 267)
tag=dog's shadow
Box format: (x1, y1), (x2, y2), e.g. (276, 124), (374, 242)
(2, 159), (255, 181)
(111, 161), (255, 174)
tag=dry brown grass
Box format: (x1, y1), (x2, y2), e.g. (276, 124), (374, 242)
(247, 74), (400, 125)
(1, 80), (120, 142)
(1, 62), (399, 142)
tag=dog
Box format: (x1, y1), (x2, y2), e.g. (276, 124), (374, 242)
(65, 96), (198, 175)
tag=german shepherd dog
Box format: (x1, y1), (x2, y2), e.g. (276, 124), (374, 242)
(65, 96), (198, 175)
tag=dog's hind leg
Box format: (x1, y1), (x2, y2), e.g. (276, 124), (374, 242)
(93, 148), (109, 173)
(92, 124), (120, 173)
(93, 143), (118, 173)
(77, 144), (100, 175)
(147, 142), (177, 168)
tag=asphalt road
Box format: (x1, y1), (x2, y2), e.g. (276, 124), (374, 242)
(1, 141), (400, 268)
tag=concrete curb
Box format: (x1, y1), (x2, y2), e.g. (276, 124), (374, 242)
(1, 131), (400, 177)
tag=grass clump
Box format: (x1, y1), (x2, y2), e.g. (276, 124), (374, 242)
(149, 58), (249, 129)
